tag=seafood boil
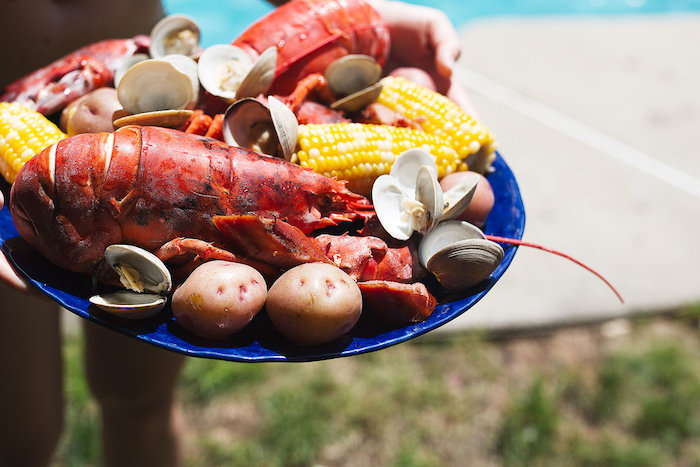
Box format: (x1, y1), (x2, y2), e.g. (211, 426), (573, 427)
(0, 0), (621, 347)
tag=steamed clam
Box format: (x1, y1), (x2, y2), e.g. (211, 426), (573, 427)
(419, 221), (504, 291)
(371, 148), (503, 290)
(324, 54), (383, 112)
(222, 96), (298, 160)
(372, 148), (443, 241)
(116, 58), (197, 115)
(89, 244), (172, 319)
(149, 14), (200, 59)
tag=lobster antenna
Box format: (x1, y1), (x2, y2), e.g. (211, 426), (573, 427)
(485, 235), (625, 305)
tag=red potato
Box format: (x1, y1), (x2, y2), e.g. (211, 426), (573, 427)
(59, 87), (123, 136)
(171, 261), (267, 340)
(266, 263), (363, 346)
(440, 171), (495, 227)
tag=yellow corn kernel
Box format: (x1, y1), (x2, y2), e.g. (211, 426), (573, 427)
(0, 102), (65, 183)
(377, 76), (497, 173)
(296, 122), (459, 195)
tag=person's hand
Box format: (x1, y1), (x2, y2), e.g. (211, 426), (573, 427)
(368, 0), (476, 115)
(0, 191), (33, 294)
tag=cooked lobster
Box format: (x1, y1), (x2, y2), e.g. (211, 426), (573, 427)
(10, 125), (435, 319)
(233, 0), (390, 96)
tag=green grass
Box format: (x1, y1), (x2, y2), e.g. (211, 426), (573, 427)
(54, 312), (700, 466)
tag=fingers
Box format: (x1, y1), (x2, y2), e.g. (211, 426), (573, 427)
(0, 190), (4, 210)
(0, 252), (34, 294)
(427, 11), (462, 78)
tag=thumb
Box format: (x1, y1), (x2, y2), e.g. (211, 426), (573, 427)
(432, 30), (461, 78)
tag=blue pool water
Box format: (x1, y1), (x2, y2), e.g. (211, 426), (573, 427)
(163, 0), (700, 47)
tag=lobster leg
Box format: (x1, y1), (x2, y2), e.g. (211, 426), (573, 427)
(153, 237), (279, 282)
(212, 215), (333, 269)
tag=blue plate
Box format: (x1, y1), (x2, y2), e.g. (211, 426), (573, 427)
(0, 152), (525, 362)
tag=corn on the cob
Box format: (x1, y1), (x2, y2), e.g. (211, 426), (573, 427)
(0, 102), (66, 183)
(295, 122), (459, 195)
(376, 76), (496, 173)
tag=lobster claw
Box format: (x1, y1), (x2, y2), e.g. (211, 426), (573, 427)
(212, 214), (333, 270)
(2, 55), (111, 115)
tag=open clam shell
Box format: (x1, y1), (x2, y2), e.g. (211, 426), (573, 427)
(89, 244), (172, 320)
(414, 166), (444, 234)
(325, 54), (382, 97)
(390, 148), (439, 192)
(222, 96), (298, 160)
(117, 58), (195, 114)
(114, 53), (149, 88)
(162, 54), (200, 105)
(197, 44), (254, 100)
(442, 173), (480, 220)
(149, 14), (200, 59)
(325, 54), (383, 112)
(330, 82), (383, 113)
(236, 46), (277, 100)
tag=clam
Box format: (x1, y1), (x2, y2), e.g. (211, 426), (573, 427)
(197, 44), (253, 100)
(372, 148), (487, 241)
(117, 58), (195, 115)
(222, 96), (298, 160)
(149, 14), (200, 59)
(113, 53), (149, 87)
(198, 45), (277, 101)
(89, 244), (173, 319)
(371, 148), (444, 241)
(236, 46), (277, 100)
(418, 220), (503, 291)
(162, 54), (200, 104)
(324, 55), (383, 113)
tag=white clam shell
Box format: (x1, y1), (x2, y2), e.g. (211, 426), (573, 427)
(113, 53), (149, 87)
(267, 95), (299, 160)
(390, 148), (438, 193)
(235, 46), (277, 100)
(117, 59), (195, 114)
(222, 96), (298, 159)
(442, 173), (480, 220)
(371, 174), (415, 241)
(414, 166), (443, 234)
(161, 54), (200, 105)
(90, 244), (172, 319)
(197, 44), (254, 100)
(103, 244), (172, 295)
(149, 14), (200, 59)
(418, 220), (486, 268)
(89, 292), (167, 320)
(330, 82), (383, 113)
(426, 239), (504, 291)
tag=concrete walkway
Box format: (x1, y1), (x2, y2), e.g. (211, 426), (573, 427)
(444, 14), (700, 332)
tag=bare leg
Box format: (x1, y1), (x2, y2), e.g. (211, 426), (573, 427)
(0, 291), (63, 467)
(83, 321), (186, 467)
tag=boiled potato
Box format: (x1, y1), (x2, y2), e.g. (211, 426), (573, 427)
(266, 263), (362, 346)
(171, 261), (267, 340)
(60, 87), (123, 135)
